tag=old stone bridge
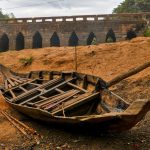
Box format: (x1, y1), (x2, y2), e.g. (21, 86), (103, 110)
(0, 13), (150, 51)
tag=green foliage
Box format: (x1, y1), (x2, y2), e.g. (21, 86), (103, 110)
(19, 56), (34, 66)
(113, 0), (150, 13)
(144, 27), (150, 37)
(91, 37), (97, 45)
(0, 9), (15, 19)
(106, 37), (113, 43)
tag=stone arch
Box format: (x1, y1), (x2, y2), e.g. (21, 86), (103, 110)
(32, 31), (42, 48)
(50, 32), (60, 47)
(69, 31), (79, 46)
(87, 32), (96, 45)
(105, 28), (116, 42)
(16, 32), (24, 50)
(0, 33), (9, 52)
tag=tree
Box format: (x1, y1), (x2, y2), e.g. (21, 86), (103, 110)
(0, 9), (15, 19)
(113, 0), (150, 13)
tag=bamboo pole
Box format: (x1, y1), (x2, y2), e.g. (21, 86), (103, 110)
(107, 61), (150, 87)
(3, 111), (37, 135)
(1, 111), (31, 139)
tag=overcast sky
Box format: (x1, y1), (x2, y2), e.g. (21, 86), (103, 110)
(0, 0), (124, 18)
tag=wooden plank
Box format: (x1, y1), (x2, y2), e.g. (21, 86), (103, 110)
(29, 82), (41, 86)
(9, 89), (16, 98)
(39, 96), (47, 99)
(7, 78), (15, 87)
(33, 93), (66, 106)
(8, 84), (12, 89)
(19, 78), (76, 105)
(107, 60), (150, 87)
(12, 78), (63, 102)
(4, 78), (37, 93)
(44, 90), (80, 110)
(41, 90), (78, 108)
(55, 88), (65, 93)
(14, 81), (19, 85)
(49, 72), (53, 80)
(10, 77), (23, 84)
(82, 75), (88, 90)
(67, 82), (88, 93)
(19, 86), (28, 92)
(4, 80), (8, 89)
(51, 92), (99, 115)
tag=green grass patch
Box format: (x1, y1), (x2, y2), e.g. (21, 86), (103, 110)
(19, 56), (33, 66)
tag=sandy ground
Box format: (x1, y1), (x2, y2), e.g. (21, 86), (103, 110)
(0, 37), (150, 150)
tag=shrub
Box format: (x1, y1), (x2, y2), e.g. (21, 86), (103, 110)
(106, 37), (113, 43)
(19, 56), (33, 66)
(144, 27), (150, 37)
(91, 37), (97, 45)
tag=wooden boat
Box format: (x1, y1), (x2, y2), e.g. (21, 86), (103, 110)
(0, 64), (150, 132)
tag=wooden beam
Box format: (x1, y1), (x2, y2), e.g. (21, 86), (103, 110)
(19, 86), (28, 92)
(82, 75), (88, 90)
(19, 78), (76, 105)
(13, 78), (63, 102)
(34, 93), (65, 106)
(9, 89), (16, 98)
(7, 78), (15, 87)
(4, 80), (8, 89)
(55, 88), (65, 93)
(51, 92), (99, 115)
(10, 77), (23, 84)
(67, 82), (88, 93)
(43, 90), (80, 110)
(107, 61), (150, 87)
(29, 82), (41, 86)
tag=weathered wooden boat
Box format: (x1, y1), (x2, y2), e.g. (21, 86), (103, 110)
(0, 64), (150, 132)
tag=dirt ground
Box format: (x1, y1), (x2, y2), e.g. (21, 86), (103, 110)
(0, 37), (150, 150)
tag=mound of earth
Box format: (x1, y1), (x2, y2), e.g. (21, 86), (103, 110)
(0, 37), (150, 150)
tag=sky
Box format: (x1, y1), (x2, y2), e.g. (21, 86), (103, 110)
(0, 0), (124, 18)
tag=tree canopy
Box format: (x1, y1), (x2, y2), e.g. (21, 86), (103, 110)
(113, 0), (150, 13)
(0, 9), (15, 19)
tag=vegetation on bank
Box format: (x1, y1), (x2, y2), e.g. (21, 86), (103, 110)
(113, 0), (150, 13)
(144, 27), (150, 37)
(0, 8), (15, 19)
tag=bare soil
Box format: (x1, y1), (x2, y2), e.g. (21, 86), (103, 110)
(0, 37), (150, 150)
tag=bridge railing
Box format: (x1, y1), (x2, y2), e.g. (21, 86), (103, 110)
(0, 13), (150, 24)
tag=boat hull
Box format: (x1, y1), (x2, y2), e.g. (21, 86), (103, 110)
(6, 99), (146, 132)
